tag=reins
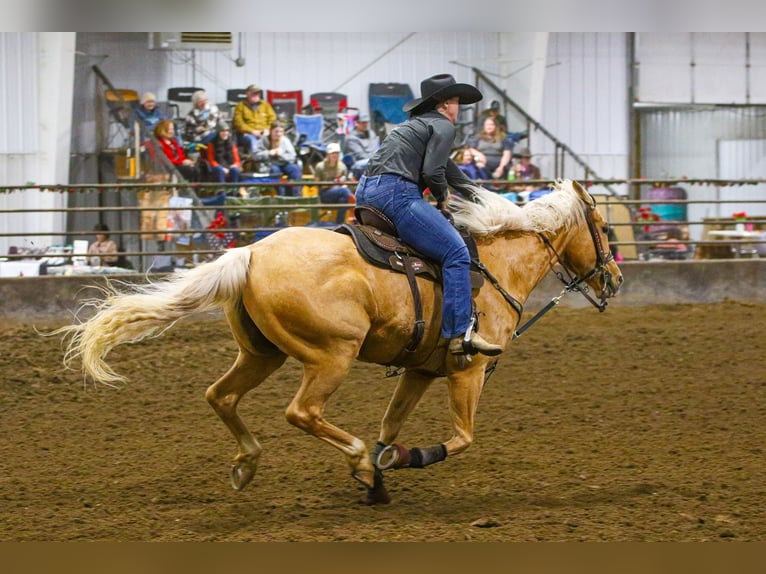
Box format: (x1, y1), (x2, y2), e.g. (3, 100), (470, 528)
(477, 202), (615, 341)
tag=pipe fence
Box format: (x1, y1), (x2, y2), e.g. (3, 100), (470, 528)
(2, 178), (766, 273)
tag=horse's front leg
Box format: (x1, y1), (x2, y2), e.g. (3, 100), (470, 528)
(376, 364), (485, 470)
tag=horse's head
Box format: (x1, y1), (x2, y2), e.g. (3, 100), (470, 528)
(554, 181), (624, 309)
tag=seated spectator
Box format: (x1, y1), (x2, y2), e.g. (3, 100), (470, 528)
(343, 113), (380, 179)
(453, 146), (488, 180)
(252, 121), (302, 196)
(466, 117), (513, 179)
(653, 226), (688, 259)
(314, 142), (355, 224)
(509, 147), (542, 191)
(205, 121), (242, 187)
(233, 84), (277, 155)
(153, 119), (200, 181)
(477, 100), (508, 132)
(134, 92), (166, 137)
(88, 223), (118, 266)
(184, 90), (220, 150)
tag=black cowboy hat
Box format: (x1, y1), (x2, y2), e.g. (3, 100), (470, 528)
(403, 74), (482, 115)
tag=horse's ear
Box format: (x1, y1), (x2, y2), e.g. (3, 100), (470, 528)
(572, 180), (596, 207)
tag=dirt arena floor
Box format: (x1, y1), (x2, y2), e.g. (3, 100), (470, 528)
(1, 301), (765, 541)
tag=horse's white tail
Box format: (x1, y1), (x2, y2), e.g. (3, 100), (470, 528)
(58, 247), (252, 384)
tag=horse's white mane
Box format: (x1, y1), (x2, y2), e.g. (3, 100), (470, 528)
(450, 179), (585, 237)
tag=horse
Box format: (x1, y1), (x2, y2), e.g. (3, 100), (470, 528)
(58, 179), (623, 505)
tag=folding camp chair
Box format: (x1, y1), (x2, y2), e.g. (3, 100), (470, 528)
(267, 90), (303, 127)
(368, 82), (413, 140)
(309, 92), (348, 140)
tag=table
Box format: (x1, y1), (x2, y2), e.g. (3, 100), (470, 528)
(707, 230), (766, 258)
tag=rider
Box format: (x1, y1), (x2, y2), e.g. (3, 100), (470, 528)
(355, 74), (502, 358)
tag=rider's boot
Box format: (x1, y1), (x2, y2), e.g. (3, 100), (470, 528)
(449, 331), (502, 357)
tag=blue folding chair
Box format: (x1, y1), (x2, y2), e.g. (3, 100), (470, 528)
(368, 82), (413, 141)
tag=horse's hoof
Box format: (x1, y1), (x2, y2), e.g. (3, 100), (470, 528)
(376, 443), (410, 470)
(230, 462), (257, 491)
(359, 485), (392, 506)
(351, 468), (376, 489)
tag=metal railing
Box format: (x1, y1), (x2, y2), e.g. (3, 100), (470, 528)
(2, 178), (766, 273)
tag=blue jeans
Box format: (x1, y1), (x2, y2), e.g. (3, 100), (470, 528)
(319, 185), (354, 224)
(211, 165), (241, 183)
(355, 174), (472, 339)
(269, 162), (303, 196)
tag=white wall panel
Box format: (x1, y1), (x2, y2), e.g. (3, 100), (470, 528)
(538, 32), (629, 185)
(0, 32), (38, 153)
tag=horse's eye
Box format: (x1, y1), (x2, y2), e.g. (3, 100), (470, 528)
(602, 226), (609, 234)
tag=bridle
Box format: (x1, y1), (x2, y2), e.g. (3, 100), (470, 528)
(539, 201), (617, 312)
(475, 197), (618, 342)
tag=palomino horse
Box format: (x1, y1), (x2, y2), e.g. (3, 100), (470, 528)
(59, 179), (622, 504)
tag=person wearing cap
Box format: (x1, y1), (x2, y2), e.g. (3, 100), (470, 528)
(509, 147), (542, 192)
(184, 90), (221, 150)
(87, 223), (118, 266)
(205, 121), (242, 186)
(355, 73), (502, 358)
(233, 84), (277, 154)
(134, 92), (167, 135)
(314, 142), (354, 224)
(343, 112), (380, 179)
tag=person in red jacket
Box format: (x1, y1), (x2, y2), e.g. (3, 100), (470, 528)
(205, 122), (242, 184)
(152, 119), (199, 182)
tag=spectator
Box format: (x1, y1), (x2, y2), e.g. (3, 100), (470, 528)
(184, 90), (220, 150)
(466, 116), (513, 180)
(205, 121), (242, 186)
(453, 146), (488, 181)
(509, 147), (542, 191)
(233, 84), (277, 154)
(88, 223), (118, 266)
(314, 142), (355, 224)
(253, 121), (302, 196)
(343, 113), (380, 179)
(134, 92), (166, 137)
(153, 119), (199, 182)
(477, 100), (508, 132)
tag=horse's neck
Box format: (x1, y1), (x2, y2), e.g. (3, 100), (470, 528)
(478, 232), (556, 305)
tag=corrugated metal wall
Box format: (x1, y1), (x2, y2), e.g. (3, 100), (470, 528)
(641, 107), (766, 239)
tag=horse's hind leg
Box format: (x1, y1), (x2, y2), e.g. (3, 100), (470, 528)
(206, 350), (287, 490)
(285, 357), (376, 489)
